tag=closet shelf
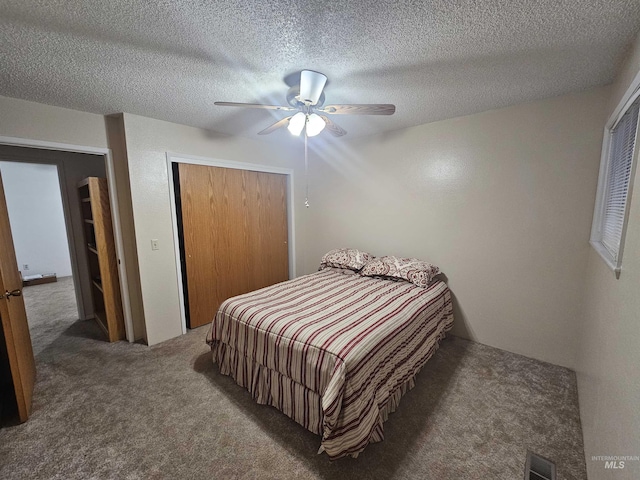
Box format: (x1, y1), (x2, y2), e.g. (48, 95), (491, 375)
(78, 177), (124, 343)
(94, 311), (108, 335)
(92, 280), (103, 293)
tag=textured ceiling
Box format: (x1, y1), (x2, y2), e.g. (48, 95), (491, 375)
(1, 0), (639, 142)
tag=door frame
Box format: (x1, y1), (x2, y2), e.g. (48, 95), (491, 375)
(166, 152), (296, 334)
(0, 136), (135, 343)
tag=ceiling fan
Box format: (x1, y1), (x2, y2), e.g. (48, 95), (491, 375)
(214, 70), (395, 137)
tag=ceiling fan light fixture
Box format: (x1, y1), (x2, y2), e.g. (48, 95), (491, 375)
(288, 112), (306, 136)
(215, 69), (394, 138)
(306, 113), (326, 137)
(299, 70), (328, 105)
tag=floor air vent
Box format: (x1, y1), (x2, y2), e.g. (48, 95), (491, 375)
(524, 451), (556, 480)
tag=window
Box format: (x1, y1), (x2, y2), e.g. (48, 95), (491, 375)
(591, 89), (640, 277)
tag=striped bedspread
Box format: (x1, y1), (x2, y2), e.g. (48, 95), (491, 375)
(206, 269), (453, 459)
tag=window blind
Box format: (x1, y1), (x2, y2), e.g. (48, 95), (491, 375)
(601, 97), (640, 261)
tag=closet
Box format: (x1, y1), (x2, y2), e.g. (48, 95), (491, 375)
(174, 163), (289, 329)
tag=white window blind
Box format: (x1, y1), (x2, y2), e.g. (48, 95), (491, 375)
(594, 95), (640, 270)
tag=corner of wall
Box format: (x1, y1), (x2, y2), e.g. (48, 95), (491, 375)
(105, 114), (148, 344)
(575, 30), (640, 480)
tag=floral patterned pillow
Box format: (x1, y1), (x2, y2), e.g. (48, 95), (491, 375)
(319, 248), (374, 271)
(360, 256), (440, 288)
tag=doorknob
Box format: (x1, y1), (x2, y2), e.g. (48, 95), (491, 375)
(0, 289), (22, 300)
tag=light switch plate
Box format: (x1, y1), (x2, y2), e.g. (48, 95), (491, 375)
(151, 239), (159, 251)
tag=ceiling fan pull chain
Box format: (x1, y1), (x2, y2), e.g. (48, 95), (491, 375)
(304, 129), (310, 208)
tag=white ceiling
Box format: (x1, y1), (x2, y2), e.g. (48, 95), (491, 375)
(1, 1), (639, 141)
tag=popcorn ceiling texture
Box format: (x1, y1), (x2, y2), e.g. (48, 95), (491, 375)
(0, 0), (639, 140)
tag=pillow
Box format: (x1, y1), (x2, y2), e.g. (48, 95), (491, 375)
(319, 248), (374, 271)
(319, 266), (358, 275)
(360, 256), (440, 288)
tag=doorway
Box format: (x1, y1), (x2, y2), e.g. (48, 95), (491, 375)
(0, 141), (129, 425)
(0, 161), (80, 354)
(0, 146), (107, 323)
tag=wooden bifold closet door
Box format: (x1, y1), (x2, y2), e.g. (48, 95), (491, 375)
(177, 163), (289, 329)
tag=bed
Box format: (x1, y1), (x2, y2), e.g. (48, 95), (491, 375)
(206, 264), (453, 459)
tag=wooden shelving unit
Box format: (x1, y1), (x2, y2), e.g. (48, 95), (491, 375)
(78, 177), (125, 342)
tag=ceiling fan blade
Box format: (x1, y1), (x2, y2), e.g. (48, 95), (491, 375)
(215, 101), (296, 111)
(258, 116), (294, 135)
(319, 115), (347, 137)
(299, 70), (327, 106)
(318, 104), (396, 115)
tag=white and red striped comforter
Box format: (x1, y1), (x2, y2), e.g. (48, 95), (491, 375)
(206, 269), (453, 459)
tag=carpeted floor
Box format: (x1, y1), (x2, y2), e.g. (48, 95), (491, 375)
(0, 277), (587, 479)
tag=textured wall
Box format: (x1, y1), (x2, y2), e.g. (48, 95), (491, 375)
(576, 32), (640, 480)
(121, 113), (306, 345)
(304, 87), (610, 368)
(0, 161), (72, 277)
(0, 95), (108, 148)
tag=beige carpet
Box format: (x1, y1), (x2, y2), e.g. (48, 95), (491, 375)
(0, 277), (587, 479)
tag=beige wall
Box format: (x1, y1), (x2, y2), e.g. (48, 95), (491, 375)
(576, 33), (640, 480)
(120, 113), (306, 345)
(306, 87), (610, 368)
(0, 95), (108, 148)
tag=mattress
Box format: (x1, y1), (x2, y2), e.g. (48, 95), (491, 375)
(206, 268), (453, 459)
